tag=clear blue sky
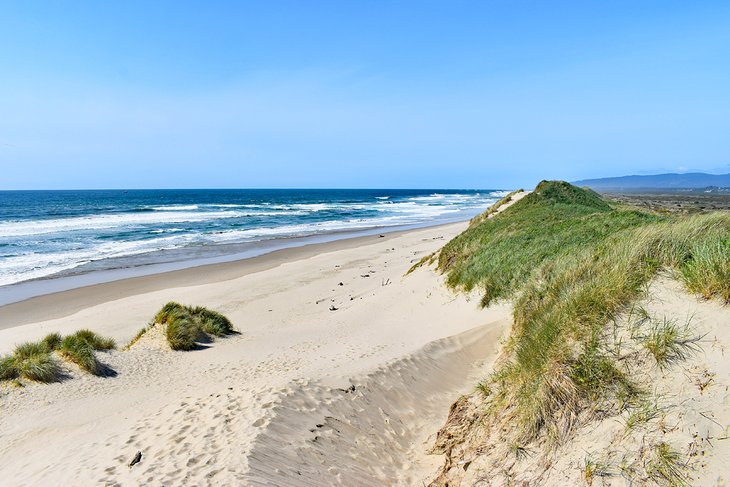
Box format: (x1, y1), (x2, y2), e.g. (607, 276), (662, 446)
(1, 1), (729, 189)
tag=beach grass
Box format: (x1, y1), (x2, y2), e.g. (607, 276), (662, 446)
(70, 329), (116, 351)
(41, 332), (63, 351)
(59, 336), (99, 374)
(439, 180), (730, 443)
(0, 355), (19, 380)
(1, 329), (117, 383)
(14, 352), (61, 383)
(153, 302), (234, 350)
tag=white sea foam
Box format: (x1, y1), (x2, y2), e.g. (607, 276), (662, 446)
(0, 190), (506, 287)
(150, 205), (200, 211)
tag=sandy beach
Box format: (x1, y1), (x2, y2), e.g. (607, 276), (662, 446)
(0, 221), (510, 486)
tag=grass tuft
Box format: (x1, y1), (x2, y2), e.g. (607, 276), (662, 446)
(41, 333), (63, 351)
(70, 329), (116, 350)
(646, 442), (688, 486)
(680, 238), (730, 302)
(165, 309), (202, 351)
(14, 352), (61, 382)
(475, 380), (491, 398)
(625, 400), (661, 431)
(59, 335), (99, 374)
(153, 302), (235, 350)
(0, 355), (18, 380)
(189, 306), (234, 336)
(584, 457), (612, 485)
(643, 317), (702, 369)
(14, 341), (53, 360)
(1, 330), (117, 382)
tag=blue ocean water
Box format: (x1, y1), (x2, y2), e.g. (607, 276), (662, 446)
(0, 188), (506, 287)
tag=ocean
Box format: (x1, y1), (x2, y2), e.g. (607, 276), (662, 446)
(0, 188), (506, 291)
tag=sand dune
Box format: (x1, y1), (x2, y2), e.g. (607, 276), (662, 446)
(0, 222), (510, 485)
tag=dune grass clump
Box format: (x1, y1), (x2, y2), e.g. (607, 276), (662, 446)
(70, 329), (116, 350)
(680, 238), (730, 302)
(188, 306), (234, 336)
(0, 355), (19, 380)
(58, 329), (116, 375)
(439, 180), (730, 444)
(152, 302), (235, 351)
(59, 336), (99, 374)
(15, 353), (61, 383)
(8, 341), (61, 383)
(643, 317), (702, 370)
(646, 442), (688, 486)
(41, 332), (63, 351)
(0, 329), (117, 384)
(11, 341), (61, 382)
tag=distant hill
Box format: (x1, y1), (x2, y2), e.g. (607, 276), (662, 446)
(573, 172), (730, 191)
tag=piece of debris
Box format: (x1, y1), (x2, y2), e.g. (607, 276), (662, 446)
(338, 282), (344, 286)
(378, 234), (385, 238)
(329, 305), (338, 311)
(129, 451), (142, 468)
(360, 274), (370, 278)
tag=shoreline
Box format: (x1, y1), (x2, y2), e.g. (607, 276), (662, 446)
(0, 220), (460, 330)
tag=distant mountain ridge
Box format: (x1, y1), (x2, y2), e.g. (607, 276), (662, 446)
(574, 172), (730, 190)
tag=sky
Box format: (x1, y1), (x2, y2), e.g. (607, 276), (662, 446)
(0, 1), (729, 190)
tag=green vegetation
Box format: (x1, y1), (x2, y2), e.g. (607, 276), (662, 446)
(41, 332), (63, 351)
(59, 336), (100, 374)
(9, 340), (61, 382)
(0, 329), (117, 384)
(439, 181), (730, 443)
(625, 400), (661, 431)
(679, 238), (730, 302)
(14, 352), (61, 383)
(0, 355), (17, 380)
(474, 380), (491, 398)
(153, 302), (235, 350)
(643, 317), (702, 369)
(70, 329), (116, 350)
(646, 442), (688, 486)
(406, 251), (437, 275)
(584, 456), (612, 485)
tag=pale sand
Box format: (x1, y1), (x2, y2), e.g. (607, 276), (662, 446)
(0, 222), (511, 486)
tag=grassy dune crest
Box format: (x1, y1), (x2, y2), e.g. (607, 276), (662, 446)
(439, 181), (730, 443)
